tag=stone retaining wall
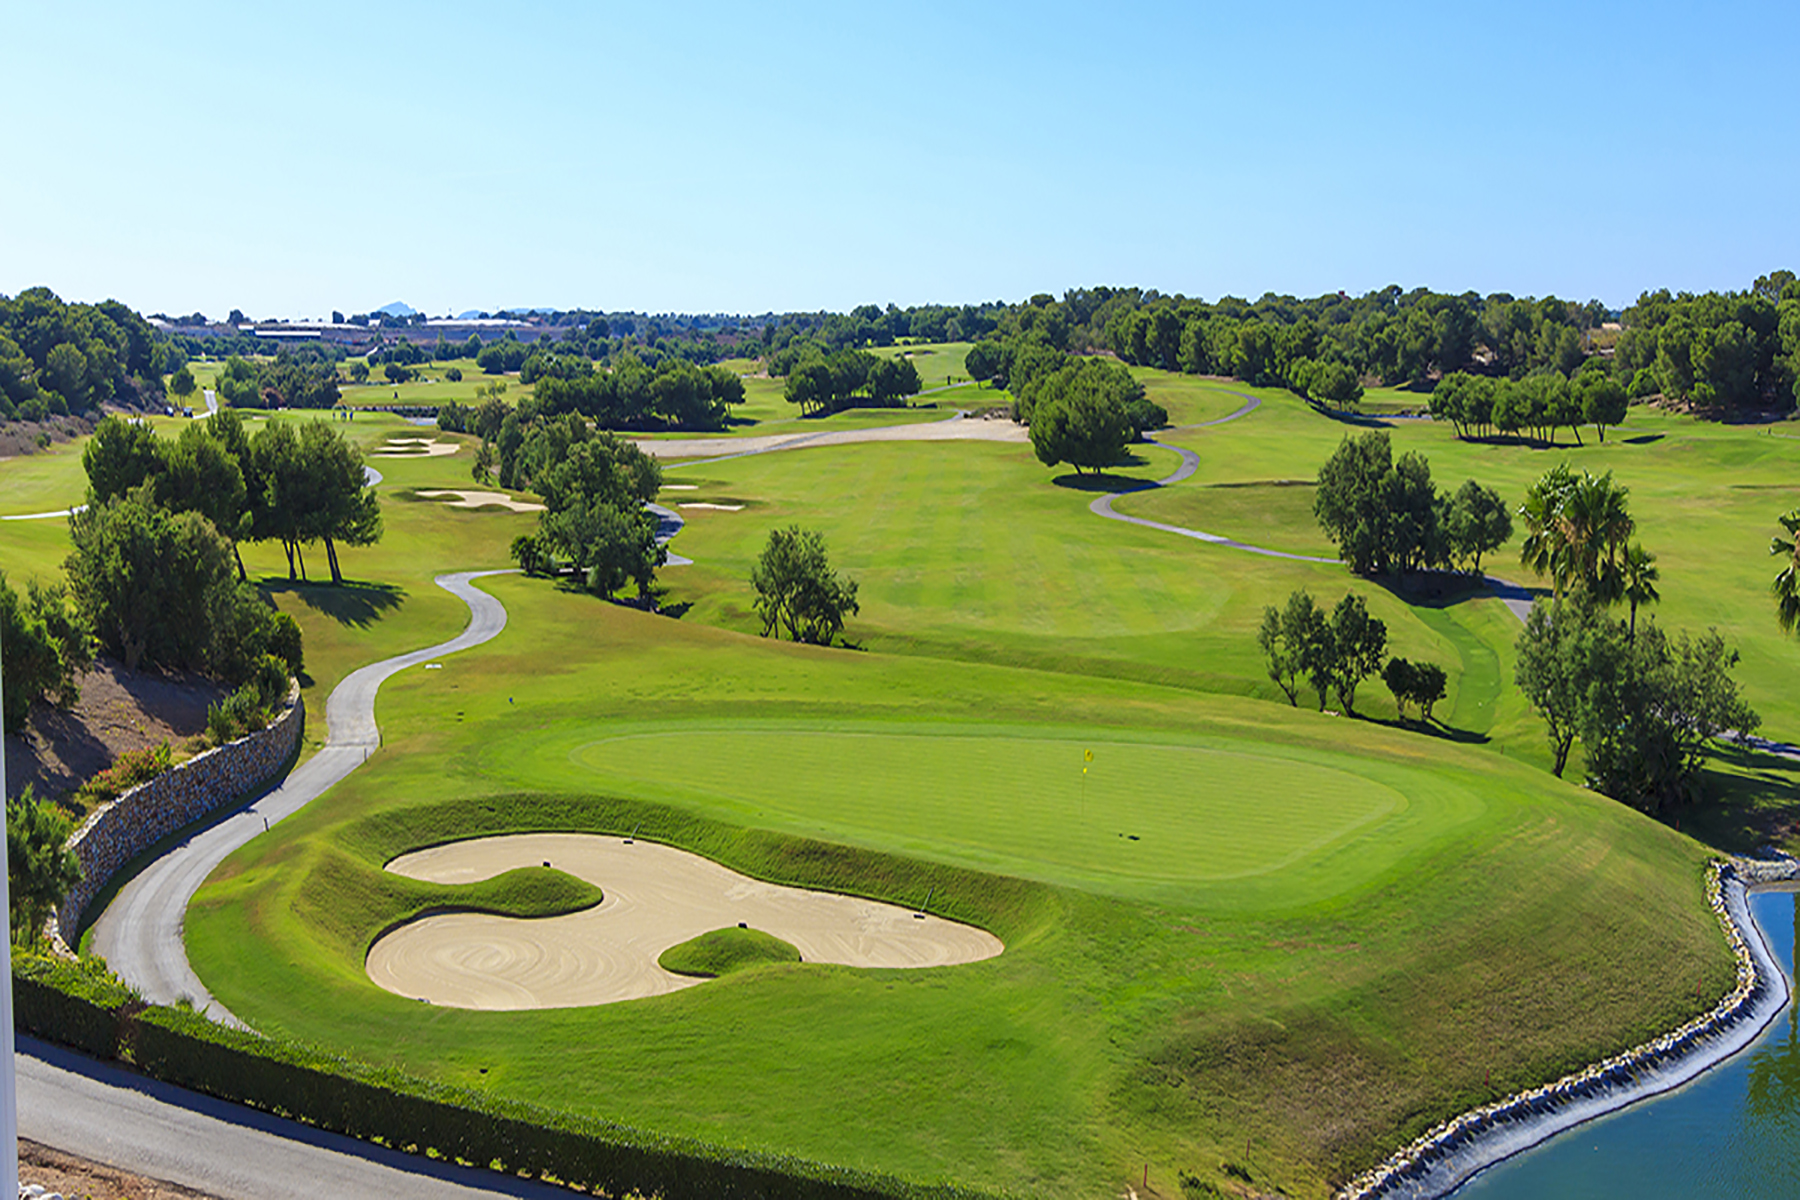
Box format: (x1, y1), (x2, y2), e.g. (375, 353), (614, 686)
(49, 683), (304, 951)
(1338, 855), (1799, 1199)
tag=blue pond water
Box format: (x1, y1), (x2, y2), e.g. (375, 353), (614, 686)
(1454, 890), (1800, 1198)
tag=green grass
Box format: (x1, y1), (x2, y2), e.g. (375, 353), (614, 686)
(660, 926), (802, 977)
(12, 364), (1799, 1197)
(188, 580), (1733, 1198)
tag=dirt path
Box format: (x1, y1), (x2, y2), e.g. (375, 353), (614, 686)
(366, 833), (1003, 1010)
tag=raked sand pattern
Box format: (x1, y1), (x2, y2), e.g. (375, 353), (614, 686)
(365, 833), (1004, 1010)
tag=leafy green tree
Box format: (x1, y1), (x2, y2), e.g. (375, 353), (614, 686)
(169, 365), (196, 397)
(65, 491), (238, 672)
(1258, 590), (1326, 706)
(348, 359), (371, 384)
(157, 423), (252, 578)
(294, 421), (382, 585)
(750, 526), (860, 646)
(2, 575), (80, 731)
(1773, 508), (1800, 635)
(384, 362), (412, 384)
(1327, 593), (1387, 714)
(964, 340), (1002, 385)
(8, 785), (82, 944)
(1514, 598), (1593, 776)
(1445, 479), (1512, 574)
(544, 500), (664, 599)
(1024, 360), (1138, 473)
(83, 415), (163, 502)
(1575, 371), (1629, 442)
(1575, 621), (1758, 812)
(1383, 658), (1448, 723)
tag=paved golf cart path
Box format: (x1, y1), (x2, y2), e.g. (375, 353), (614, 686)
(16, 1036), (574, 1200)
(91, 570), (515, 1024)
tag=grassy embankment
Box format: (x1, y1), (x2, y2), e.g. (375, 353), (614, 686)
(7, 374), (1794, 1195)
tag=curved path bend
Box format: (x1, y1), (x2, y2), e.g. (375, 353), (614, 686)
(1089, 392), (1341, 565)
(90, 570), (514, 1024)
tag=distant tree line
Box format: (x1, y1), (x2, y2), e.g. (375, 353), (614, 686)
(783, 350), (921, 415)
(0, 288), (172, 421)
(213, 350), (342, 410)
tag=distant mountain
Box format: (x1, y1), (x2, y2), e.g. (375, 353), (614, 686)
(374, 301), (418, 317)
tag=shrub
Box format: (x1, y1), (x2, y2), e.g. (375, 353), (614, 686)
(76, 742), (172, 807)
(268, 611), (304, 675)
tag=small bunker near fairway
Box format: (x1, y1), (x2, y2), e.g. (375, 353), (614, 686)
(365, 833), (1004, 1010)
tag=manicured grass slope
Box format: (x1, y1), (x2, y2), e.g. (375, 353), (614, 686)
(189, 579), (1731, 1198)
(12, 380), (1793, 1195)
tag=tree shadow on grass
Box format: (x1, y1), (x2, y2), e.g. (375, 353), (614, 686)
(1358, 713), (1491, 747)
(1681, 744), (1800, 856)
(262, 580), (405, 629)
(1050, 454), (1156, 493)
(1362, 569), (1544, 612)
(1622, 433), (1666, 445)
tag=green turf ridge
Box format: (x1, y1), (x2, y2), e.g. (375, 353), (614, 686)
(187, 577), (1737, 1197)
(10, 374), (1798, 1196)
(661, 925), (819, 978)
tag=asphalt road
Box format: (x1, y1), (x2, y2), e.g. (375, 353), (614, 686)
(90, 571), (513, 1022)
(17, 1036), (571, 1200)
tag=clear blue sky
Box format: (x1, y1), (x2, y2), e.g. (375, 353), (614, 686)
(4, 0), (1795, 318)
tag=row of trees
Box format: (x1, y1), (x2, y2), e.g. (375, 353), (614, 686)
(1430, 367), (1629, 444)
(526, 357), (746, 431)
(1313, 432), (1513, 576)
(783, 350), (922, 415)
(83, 413), (380, 585)
(213, 350), (342, 410)
(1613, 274), (1800, 410)
(1105, 288), (1601, 393)
(1257, 590), (1390, 714)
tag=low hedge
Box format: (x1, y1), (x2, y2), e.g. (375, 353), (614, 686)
(15, 954), (1003, 1200)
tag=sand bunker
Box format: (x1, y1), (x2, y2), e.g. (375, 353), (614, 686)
(678, 502), (743, 511)
(365, 833), (1002, 1010)
(374, 437), (460, 458)
(416, 490), (546, 513)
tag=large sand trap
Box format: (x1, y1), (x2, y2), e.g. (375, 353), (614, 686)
(636, 412), (1027, 461)
(365, 833), (1003, 1010)
(373, 437), (460, 458)
(415, 490), (546, 513)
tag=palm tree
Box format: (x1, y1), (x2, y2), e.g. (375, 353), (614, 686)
(1519, 463), (1576, 596)
(1518, 465), (1633, 602)
(1621, 542), (1660, 639)
(1774, 508), (1800, 634)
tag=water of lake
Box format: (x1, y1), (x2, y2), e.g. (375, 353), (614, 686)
(1454, 889), (1800, 1198)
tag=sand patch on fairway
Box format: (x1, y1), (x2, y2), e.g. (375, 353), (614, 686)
(373, 437), (460, 458)
(678, 502), (743, 511)
(636, 412), (1028, 461)
(365, 833), (1003, 1010)
(415, 489), (546, 513)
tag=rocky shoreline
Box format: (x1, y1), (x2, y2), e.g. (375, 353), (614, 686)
(1338, 854), (1798, 1200)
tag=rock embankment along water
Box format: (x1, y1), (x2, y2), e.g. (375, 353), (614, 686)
(1338, 854), (1798, 1200)
(48, 683), (304, 952)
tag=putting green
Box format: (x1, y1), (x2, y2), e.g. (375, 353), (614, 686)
(553, 724), (1479, 902)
